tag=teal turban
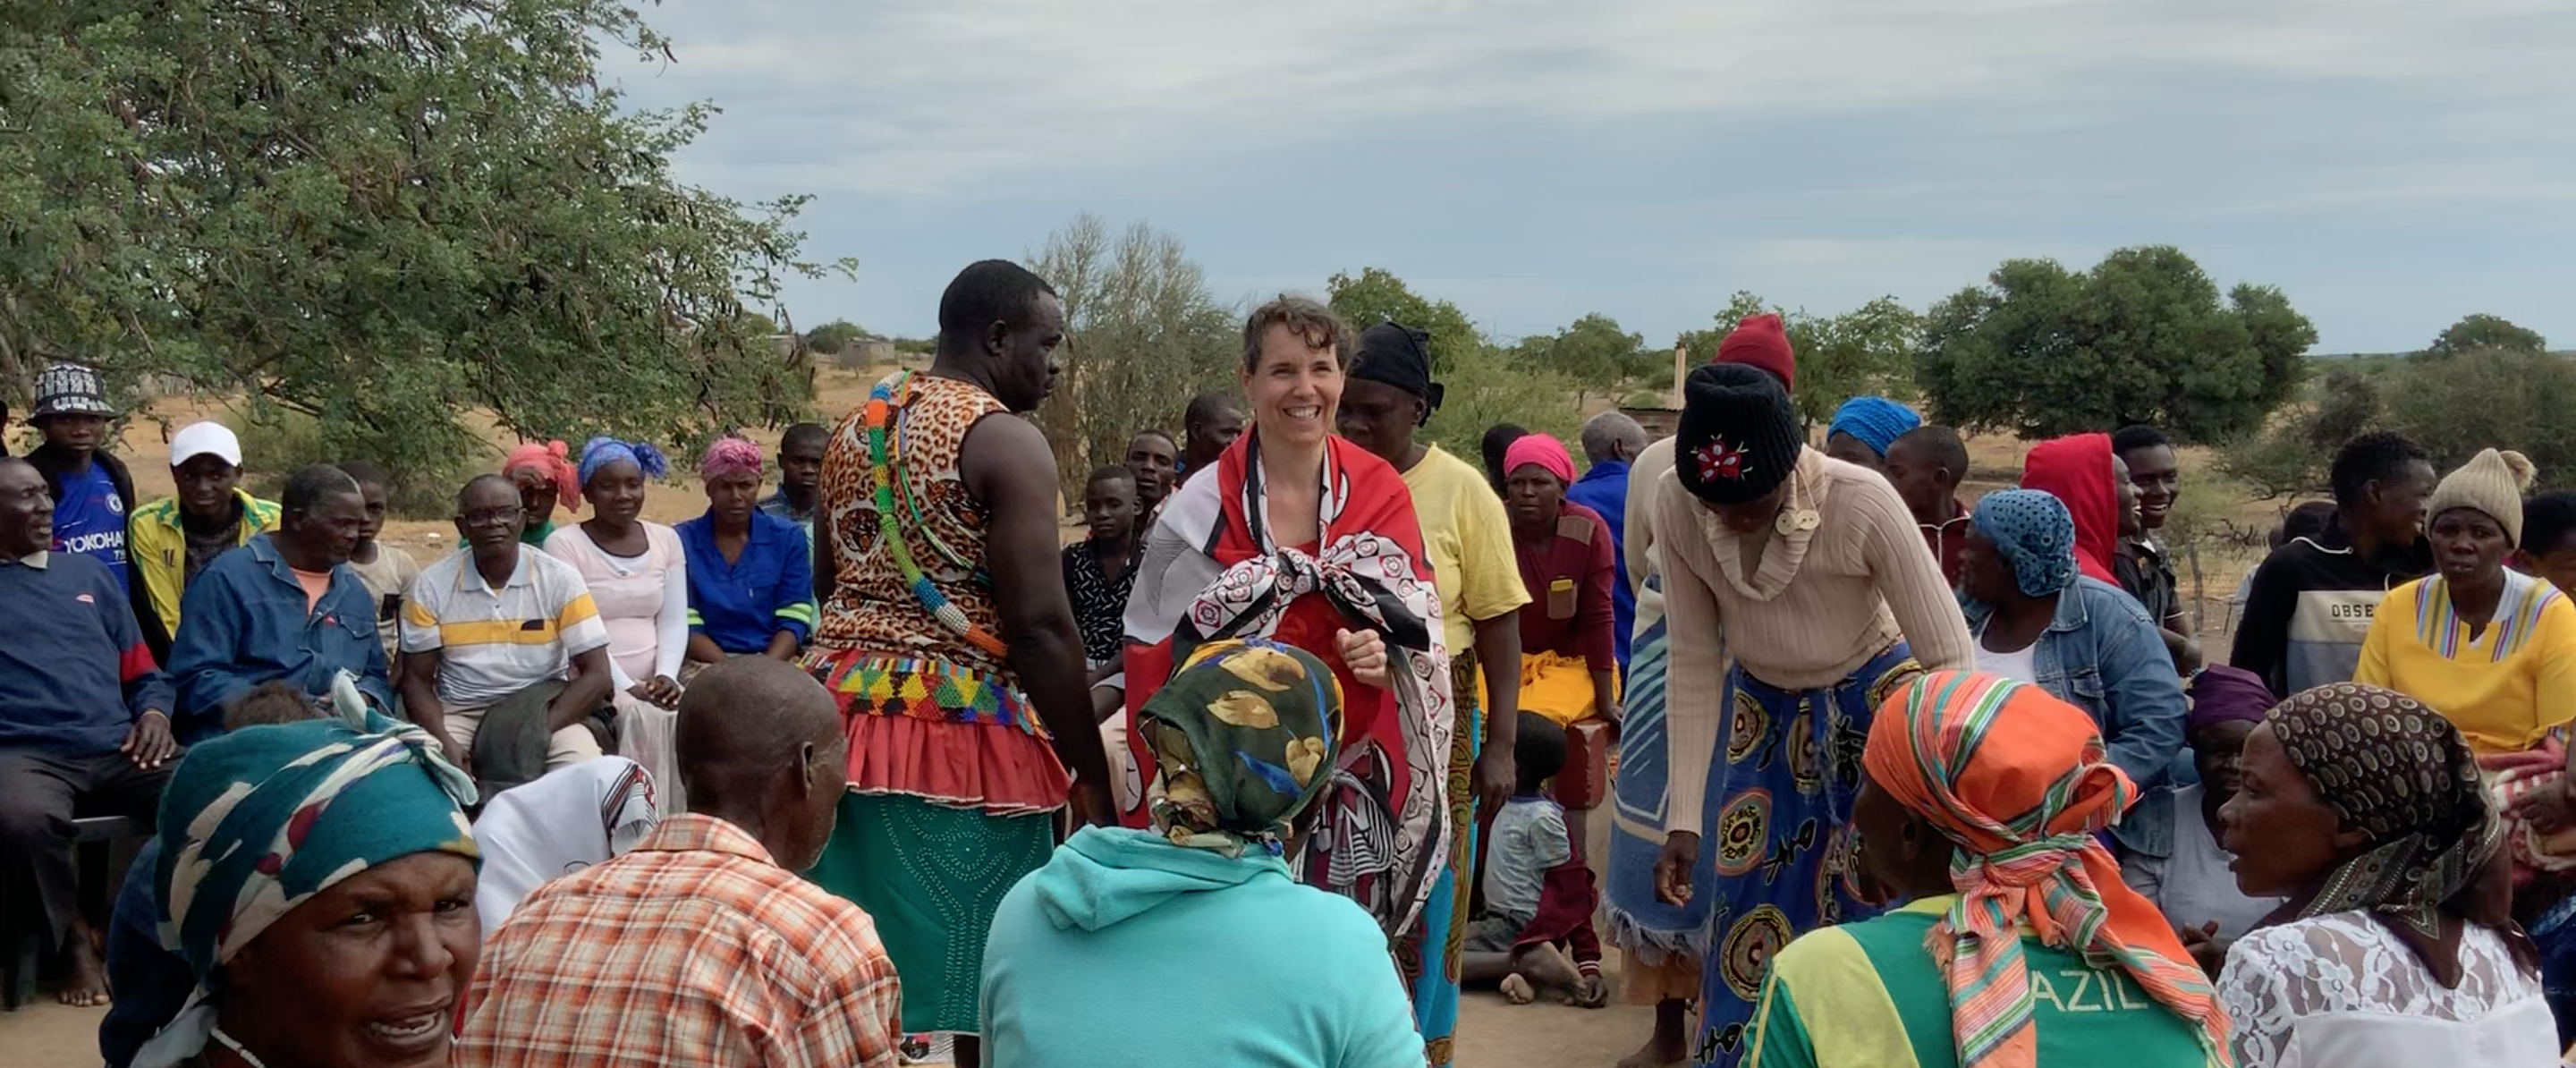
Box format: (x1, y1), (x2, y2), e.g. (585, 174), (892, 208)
(135, 697), (478, 1068)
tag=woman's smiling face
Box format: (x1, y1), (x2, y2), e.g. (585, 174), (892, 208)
(1241, 323), (1343, 452)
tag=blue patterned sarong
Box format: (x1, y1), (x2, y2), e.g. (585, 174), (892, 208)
(1690, 643), (1920, 1066)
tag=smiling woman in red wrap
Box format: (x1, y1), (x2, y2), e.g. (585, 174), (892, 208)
(1116, 296), (1460, 1064)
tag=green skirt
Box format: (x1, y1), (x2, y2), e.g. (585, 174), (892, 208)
(804, 793), (1055, 1035)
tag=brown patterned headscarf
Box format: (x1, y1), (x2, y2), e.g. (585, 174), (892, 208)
(2262, 682), (2520, 986)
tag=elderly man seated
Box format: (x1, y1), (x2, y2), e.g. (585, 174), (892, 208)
(457, 657), (902, 1067)
(400, 474), (615, 794)
(165, 464), (390, 741)
(0, 457), (176, 1007)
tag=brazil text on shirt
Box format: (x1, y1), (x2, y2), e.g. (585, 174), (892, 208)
(400, 548), (610, 711)
(1743, 895), (2216, 1068)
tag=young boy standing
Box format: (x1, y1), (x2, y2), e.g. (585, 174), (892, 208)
(336, 461), (419, 683)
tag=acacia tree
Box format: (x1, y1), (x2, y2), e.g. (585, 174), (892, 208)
(1326, 267), (1480, 377)
(0, 0), (846, 492)
(1514, 313), (1647, 409)
(1028, 213), (1235, 498)
(2418, 314), (2546, 361)
(1912, 247), (2314, 441)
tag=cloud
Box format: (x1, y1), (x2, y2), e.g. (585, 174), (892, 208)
(606, 0), (2576, 352)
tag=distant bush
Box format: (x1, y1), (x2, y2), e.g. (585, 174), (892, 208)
(2384, 349), (2576, 490)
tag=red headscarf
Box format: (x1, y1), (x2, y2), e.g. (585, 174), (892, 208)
(2019, 434), (2120, 587)
(502, 439), (580, 515)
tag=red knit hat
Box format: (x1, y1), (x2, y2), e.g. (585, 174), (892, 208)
(1715, 313), (1795, 390)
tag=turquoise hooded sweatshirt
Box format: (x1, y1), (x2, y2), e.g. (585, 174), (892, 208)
(979, 826), (1426, 1068)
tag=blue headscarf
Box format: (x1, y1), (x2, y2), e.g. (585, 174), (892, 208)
(1827, 396), (1921, 459)
(135, 683), (479, 1068)
(577, 436), (671, 487)
(1973, 488), (2080, 598)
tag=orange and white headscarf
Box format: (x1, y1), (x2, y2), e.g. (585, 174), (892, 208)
(1864, 671), (2234, 1068)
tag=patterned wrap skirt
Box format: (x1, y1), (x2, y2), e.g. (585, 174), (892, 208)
(1691, 643), (1921, 1066)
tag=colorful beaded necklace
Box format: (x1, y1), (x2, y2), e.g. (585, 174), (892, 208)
(865, 371), (1010, 659)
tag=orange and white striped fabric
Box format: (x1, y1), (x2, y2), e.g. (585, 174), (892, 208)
(1863, 671), (2234, 1068)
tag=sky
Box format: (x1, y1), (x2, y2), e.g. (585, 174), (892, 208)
(614, 0), (2576, 355)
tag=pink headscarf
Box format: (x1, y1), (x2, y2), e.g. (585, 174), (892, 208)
(503, 440), (580, 514)
(1501, 433), (1576, 486)
(699, 436), (765, 481)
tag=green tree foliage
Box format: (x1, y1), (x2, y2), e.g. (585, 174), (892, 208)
(1913, 247), (2315, 442)
(1326, 267), (1480, 377)
(2417, 313), (2546, 361)
(1428, 342), (1579, 463)
(805, 319), (869, 355)
(2384, 350), (2576, 489)
(1675, 292), (1920, 427)
(1028, 213), (1236, 499)
(1513, 313), (1648, 407)
(0, 0), (847, 500)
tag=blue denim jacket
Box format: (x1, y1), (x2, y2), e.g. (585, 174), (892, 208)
(1963, 575), (2186, 798)
(167, 533), (391, 740)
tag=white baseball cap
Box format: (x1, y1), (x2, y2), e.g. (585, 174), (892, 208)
(170, 422), (243, 468)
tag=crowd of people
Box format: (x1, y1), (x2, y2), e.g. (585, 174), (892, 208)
(6, 259), (2576, 1068)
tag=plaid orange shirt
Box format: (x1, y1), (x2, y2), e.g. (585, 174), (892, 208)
(455, 813), (902, 1068)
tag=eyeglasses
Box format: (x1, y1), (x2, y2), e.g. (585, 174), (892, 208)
(458, 506), (526, 528)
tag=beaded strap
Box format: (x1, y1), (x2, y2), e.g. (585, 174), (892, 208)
(866, 372), (1010, 659)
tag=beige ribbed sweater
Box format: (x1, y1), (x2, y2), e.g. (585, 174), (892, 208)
(1649, 449), (1972, 833)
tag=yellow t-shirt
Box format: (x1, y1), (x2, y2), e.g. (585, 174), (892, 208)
(1401, 445), (1531, 656)
(2355, 571), (2576, 754)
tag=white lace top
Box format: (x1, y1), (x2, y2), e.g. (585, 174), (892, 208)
(2216, 911), (2557, 1067)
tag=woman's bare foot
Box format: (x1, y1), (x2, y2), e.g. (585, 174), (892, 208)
(1615, 1000), (1691, 1068)
(1500, 974), (1538, 1004)
(58, 928), (111, 1007)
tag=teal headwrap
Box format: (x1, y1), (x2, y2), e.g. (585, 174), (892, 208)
(135, 682), (479, 1068)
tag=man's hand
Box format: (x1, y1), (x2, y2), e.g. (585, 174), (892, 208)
(2516, 781), (2576, 834)
(121, 712), (178, 770)
(436, 733), (472, 776)
(632, 675), (683, 709)
(1655, 831), (1700, 905)
(1473, 745), (1516, 818)
(1335, 628), (1390, 690)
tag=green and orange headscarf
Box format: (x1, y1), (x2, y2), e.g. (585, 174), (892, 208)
(1865, 671), (2233, 1068)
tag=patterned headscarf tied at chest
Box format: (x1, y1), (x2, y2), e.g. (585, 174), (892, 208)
(577, 436), (671, 487)
(135, 703), (479, 1068)
(1827, 396), (1920, 459)
(1866, 671), (2233, 1068)
(1675, 363), (1802, 506)
(503, 439), (580, 513)
(1501, 433), (1576, 487)
(699, 435), (766, 482)
(2264, 683), (2499, 953)
(1971, 489), (2080, 598)
(1139, 639), (1343, 856)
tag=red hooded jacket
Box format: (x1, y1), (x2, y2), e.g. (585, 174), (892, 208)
(2020, 433), (2122, 587)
